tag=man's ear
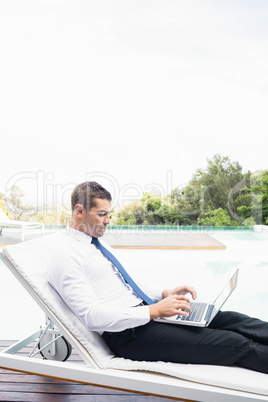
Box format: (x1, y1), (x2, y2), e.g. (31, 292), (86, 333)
(74, 204), (84, 216)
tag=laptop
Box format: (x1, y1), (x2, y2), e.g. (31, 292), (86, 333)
(155, 269), (239, 327)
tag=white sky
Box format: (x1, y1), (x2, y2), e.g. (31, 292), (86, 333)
(0, 0), (268, 210)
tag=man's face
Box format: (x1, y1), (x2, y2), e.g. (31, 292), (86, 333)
(79, 198), (112, 238)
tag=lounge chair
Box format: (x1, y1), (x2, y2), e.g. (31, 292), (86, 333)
(0, 234), (267, 401)
(0, 209), (44, 241)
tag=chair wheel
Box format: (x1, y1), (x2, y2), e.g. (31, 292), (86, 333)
(38, 334), (72, 362)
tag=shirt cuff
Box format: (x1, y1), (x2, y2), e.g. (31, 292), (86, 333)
(130, 305), (151, 327)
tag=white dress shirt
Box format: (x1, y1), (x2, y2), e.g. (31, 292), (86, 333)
(47, 228), (162, 334)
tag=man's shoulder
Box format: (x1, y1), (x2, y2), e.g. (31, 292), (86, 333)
(47, 232), (88, 278)
(47, 231), (78, 250)
(48, 230), (97, 264)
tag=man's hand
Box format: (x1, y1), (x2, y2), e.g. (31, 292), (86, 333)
(149, 295), (192, 320)
(149, 285), (198, 320)
(162, 285), (197, 301)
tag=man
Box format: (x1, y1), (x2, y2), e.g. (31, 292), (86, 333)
(48, 181), (268, 374)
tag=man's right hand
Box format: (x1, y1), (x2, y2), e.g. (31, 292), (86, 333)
(149, 295), (191, 320)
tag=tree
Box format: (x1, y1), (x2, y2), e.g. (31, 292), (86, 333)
(181, 154), (245, 223)
(197, 208), (239, 226)
(111, 199), (147, 225)
(4, 185), (29, 220)
(112, 192), (192, 226)
(0, 193), (10, 216)
(235, 170), (268, 224)
(0, 199), (10, 218)
(31, 206), (72, 225)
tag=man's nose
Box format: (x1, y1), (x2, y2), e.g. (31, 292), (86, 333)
(104, 214), (110, 224)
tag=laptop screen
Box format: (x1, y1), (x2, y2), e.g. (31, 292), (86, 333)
(213, 269), (239, 312)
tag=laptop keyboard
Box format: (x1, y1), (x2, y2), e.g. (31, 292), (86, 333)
(176, 302), (207, 322)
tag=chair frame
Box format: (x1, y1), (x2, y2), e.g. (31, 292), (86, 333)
(0, 209), (44, 241)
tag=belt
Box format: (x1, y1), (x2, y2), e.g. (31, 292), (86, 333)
(136, 301), (147, 307)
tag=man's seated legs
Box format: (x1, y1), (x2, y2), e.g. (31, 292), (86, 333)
(103, 311), (268, 374)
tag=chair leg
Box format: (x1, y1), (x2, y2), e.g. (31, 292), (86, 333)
(28, 320), (72, 362)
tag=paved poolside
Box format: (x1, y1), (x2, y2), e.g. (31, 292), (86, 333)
(0, 227), (226, 249)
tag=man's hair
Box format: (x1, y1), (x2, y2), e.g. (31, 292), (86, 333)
(71, 181), (112, 213)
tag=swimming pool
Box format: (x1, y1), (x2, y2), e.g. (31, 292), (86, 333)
(0, 228), (267, 339)
(112, 228), (268, 322)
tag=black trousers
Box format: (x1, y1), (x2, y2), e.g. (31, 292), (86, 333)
(102, 311), (268, 374)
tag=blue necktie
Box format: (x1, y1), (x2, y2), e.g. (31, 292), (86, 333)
(91, 237), (154, 305)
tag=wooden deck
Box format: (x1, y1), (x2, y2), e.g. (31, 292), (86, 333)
(0, 341), (185, 401)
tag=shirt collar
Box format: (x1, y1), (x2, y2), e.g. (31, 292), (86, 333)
(66, 226), (93, 245)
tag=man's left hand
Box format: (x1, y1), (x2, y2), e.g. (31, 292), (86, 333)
(162, 286), (197, 301)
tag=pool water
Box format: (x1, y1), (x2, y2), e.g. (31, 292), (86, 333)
(0, 229), (267, 339)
